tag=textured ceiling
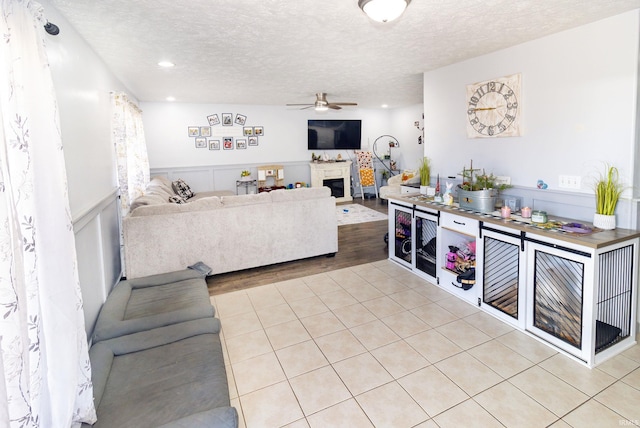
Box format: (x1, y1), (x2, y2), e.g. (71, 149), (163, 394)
(47, 0), (639, 108)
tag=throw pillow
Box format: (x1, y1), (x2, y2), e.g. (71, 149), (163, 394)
(401, 169), (416, 183)
(172, 179), (195, 199)
(168, 195), (187, 204)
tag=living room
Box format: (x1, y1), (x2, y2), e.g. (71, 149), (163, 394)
(3, 0), (640, 426)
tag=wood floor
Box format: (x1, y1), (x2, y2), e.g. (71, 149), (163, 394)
(207, 197), (390, 296)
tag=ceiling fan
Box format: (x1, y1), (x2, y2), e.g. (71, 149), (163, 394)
(286, 92), (357, 111)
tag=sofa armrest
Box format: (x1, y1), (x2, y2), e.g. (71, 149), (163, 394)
(92, 269), (215, 343)
(126, 268), (206, 288)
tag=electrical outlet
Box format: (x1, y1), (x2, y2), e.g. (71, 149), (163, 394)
(559, 175), (581, 189)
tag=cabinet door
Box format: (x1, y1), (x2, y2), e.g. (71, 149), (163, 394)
(479, 228), (526, 328)
(525, 239), (594, 361)
(415, 210), (437, 280)
(389, 202), (413, 268)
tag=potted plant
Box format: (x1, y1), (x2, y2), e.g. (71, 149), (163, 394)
(456, 160), (510, 213)
(593, 164), (624, 230)
(381, 169), (390, 186)
(240, 170), (252, 181)
(418, 156), (431, 195)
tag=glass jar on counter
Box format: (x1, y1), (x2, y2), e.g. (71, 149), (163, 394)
(531, 210), (548, 223)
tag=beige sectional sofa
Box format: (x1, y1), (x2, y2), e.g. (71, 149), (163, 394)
(123, 177), (338, 279)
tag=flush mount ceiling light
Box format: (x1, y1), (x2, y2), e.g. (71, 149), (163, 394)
(358, 0), (411, 23)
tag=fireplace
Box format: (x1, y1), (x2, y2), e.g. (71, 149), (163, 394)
(323, 178), (344, 198)
(308, 161), (352, 203)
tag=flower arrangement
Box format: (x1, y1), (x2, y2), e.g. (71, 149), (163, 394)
(240, 170), (251, 177)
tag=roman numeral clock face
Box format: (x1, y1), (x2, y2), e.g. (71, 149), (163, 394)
(466, 73), (522, 138)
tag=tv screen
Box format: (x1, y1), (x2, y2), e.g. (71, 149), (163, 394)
(308, 120), (362, 150)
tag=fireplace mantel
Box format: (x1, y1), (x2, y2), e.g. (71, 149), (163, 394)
(309, 161), (352, 203)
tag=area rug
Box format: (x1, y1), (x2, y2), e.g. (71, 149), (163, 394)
(336, 204), (388, 226)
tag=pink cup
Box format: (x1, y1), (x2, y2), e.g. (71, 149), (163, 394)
(501, 206), (511, 218)
(521, 206), (532, 218)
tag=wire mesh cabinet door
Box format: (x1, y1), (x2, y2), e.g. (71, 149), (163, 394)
(479, 227), (526, 329)
(525, 236), (595, 363)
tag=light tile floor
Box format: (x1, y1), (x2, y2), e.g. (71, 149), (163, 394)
(211, 260), (640, 428)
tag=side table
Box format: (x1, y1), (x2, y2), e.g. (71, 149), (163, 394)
(236, 179), (257, 195)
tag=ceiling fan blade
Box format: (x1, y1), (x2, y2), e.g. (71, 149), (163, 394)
(300, 106), (315, 110)
(328, 104), (342, 110)
(332, 102), (358, 106)
(286, 103), (314, 106)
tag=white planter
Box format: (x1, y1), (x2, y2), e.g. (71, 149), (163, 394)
(593, 213), (616, 230)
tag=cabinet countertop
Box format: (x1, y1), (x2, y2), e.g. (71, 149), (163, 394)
(389, 194), (640, 250)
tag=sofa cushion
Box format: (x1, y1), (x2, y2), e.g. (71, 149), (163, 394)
(130, 196), (223, 217)
(269, 187), (331, 202)
(221, 192), (272, 207)
(172, 178), (196, 199)
(86, 318), (234, 428)
(130, 194), (169, 211)
(92, 269), (215, 342)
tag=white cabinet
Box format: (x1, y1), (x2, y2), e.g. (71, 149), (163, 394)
(387, 196), (639, 367)
(437, 212), (479, 305)
(524, 233), (637, 366)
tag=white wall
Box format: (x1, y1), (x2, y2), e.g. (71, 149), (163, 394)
(43, 0), (127, 334)
(142, 102), (425, 192)
(142, 103), (393, 168)
(424, 10), (639, 197)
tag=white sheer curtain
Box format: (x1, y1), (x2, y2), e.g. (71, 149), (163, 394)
(112, 93), (149, 216)
(0, 1), (96, 427)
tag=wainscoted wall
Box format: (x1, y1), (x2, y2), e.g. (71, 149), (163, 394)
(73, 190), (122, 336)
(152, 160), (346, 194)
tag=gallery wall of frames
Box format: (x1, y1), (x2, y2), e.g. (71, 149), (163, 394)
(187, 113), (264, 151)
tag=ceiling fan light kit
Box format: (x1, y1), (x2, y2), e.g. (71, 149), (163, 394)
(358, 0), (411, 23)
(286, 92), (357, 111)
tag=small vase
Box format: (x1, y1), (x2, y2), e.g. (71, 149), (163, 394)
(593, 213), (616, 230)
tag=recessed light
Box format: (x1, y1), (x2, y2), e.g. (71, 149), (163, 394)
(166, 96), (176, 102)
(158, 61), (175, 68)
(381, 104), (389, 108)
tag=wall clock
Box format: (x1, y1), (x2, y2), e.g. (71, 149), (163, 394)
(466, 73), (521, 138)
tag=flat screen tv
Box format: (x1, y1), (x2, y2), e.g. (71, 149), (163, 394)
(308, 119), (362, 150)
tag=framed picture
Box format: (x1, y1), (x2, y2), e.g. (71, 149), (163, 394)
(248, 136), (258, 146)
(243, 126), (253, 136)
(236, 138), (247, 149)
(223, 137), (234, 150)
(235, 114), (247, 126)
(254, 126), (264, 136)
(207, 114), (220, 126)
(188, 126), (200, 137)
(195, 137), (207, 148)
(222, 113), (233, 126)
(209, 139), (220, 150)
(200, 126), (211, 137)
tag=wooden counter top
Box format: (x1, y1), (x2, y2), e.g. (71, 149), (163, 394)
(389, 194), (640, 250)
